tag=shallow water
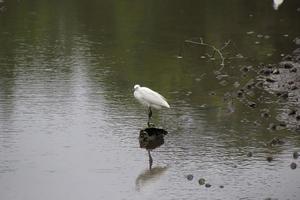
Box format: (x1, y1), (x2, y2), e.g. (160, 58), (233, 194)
(1, 0), (300, 200)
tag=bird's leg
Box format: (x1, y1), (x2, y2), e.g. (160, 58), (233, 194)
(147, 107), (153, 127)
(148, 150), (153, 170)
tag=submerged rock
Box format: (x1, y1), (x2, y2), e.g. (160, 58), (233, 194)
(248, 101), (257, 108)
(198, 178), (206, 185)
(186, 174), (194, 181)
(290, 162), (297, 170)
(247, 152), (253, 157)
(288, 109), (297, 116)
(293, 151), (299, 159)
(205, 183), (211, 188)
(267, 137), (285, 146)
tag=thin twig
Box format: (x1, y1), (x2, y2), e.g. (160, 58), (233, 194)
(184, 37), (231, 69)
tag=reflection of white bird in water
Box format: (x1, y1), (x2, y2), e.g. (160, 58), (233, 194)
(273, 0), (284, 10)
(139, 128), (168, 170)
(133, 84), (170, 127)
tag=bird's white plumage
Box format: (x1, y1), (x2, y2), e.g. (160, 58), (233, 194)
(133, 85), (170, 109)
(273, 0), (284, 10)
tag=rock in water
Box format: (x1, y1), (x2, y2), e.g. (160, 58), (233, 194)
(198, 178), (206, 185)
(139, 128), (168, 150)
(290, 162), (297, 170)
(205, 183), (212, 188)
(186, 174), (193, 181)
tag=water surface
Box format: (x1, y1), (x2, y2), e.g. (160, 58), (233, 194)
(1, 0), (300, 200)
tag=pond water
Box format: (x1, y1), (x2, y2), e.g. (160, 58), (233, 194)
(1, 0), (300, 200)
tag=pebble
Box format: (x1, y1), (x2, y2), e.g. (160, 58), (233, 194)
(290, 162), (297, 170)
(234, 81), (240, 88)
(291, 85), (298, 90)
(283, 62), (294, 69)
(261, 112), (270, 118)
(248, 101), (256, 108)
(205, 183), (211, 188)
(269, 123), (277, 131)
(290, 68), (297, 73)
(266, 78), (276, 83)
(237, 90), (244, 98)
(288, 109), (296, 116)
(293, 151), (299, 159)
(219, 185), (224, 188)
(186, 174), (193, 181)
(198, 178), (206, 185)
(209, 91), (216, 96)
(272, 69), (280, 74)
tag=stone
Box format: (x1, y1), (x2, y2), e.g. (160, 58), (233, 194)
(290, 162), (297, 170)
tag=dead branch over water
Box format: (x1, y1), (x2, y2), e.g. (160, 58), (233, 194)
(179, 37), (231, 69)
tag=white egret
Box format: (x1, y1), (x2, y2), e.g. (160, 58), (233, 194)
(273, 0), (284, 10)
(133, 84), (170, 127)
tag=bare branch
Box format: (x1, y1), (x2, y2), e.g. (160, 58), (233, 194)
(183, 37), (231, 68)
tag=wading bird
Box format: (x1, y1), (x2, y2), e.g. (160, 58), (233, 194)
(133, 84), (170, 127)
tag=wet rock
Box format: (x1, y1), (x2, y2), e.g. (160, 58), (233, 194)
(268, 123), (277, 131)
(209, 91), (216, 96)
(280, 92), (289, 99)
(241, 66), (251, 73)
(296, 115), (300, 121)
(268, 137), (285, 146)
(261, 109), (270, 118)
(288, 109), (297, 116)
(198, 178), (205, 185)
(266, 78), (276, 83)
(293, 151), (299, 159)
(247, 152), (253, 157)
(291, 85), (298, 90)
(237, 90), (244, 98)
(233, 81), (240, 88)
(219, 80), (228, 86)
(289, 68), (297, 73)
(260, 68), (272, 76)
(186, 174), (193, 181)
(266, 156), (273, 162)
(283, 55), (293, 61)
(205, 183), (211, 188)
(248, 101), (256, 108)
(290, 162), (297, 170)
(261, 112), (270, 118)
(272, 68), (280, 74)
(255, 81), (263, 88)
(294, 37), (300, 45)
(257, 34), (264, 38)
(282, 62), (294, 69)
(279, 122), (286, 127)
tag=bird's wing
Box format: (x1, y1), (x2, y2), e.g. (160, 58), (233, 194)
(139, 87), (170, 108)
